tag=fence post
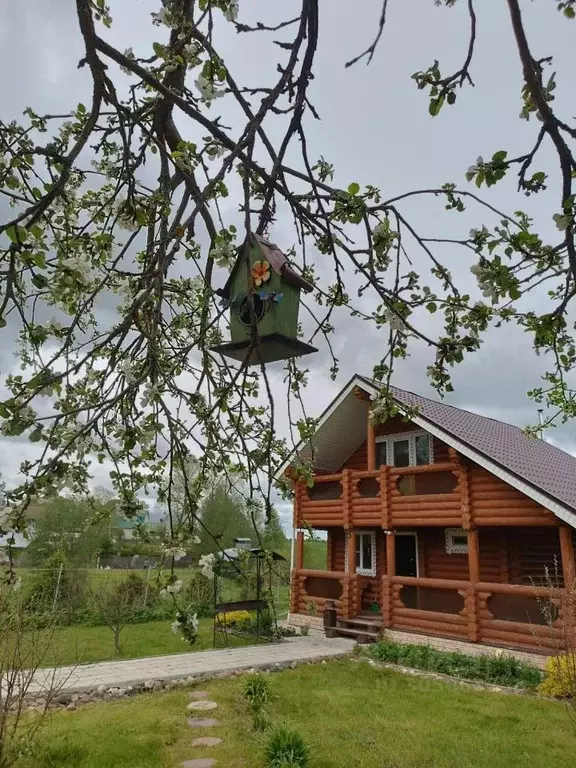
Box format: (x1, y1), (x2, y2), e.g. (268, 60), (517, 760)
(51, 562), (64, 613)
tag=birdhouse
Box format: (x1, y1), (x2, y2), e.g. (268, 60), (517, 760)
(211, 233), (317, 365)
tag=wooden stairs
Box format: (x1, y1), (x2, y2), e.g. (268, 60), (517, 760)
(333, 611), (383, 643)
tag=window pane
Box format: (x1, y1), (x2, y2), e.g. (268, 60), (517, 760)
(376, 442), (388, 467)
(415, 434), (430, 465)
(362, 535), (372, 571)
(393, 439), (410, 467)
(355, 539), (361, 569)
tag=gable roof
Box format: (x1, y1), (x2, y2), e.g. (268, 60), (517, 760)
(220, 234), (315, 299)
(279, 374), (576, 529)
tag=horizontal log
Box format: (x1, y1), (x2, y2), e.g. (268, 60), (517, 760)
(475, 516), (555, 526)
(306, 474), (343, 483)
(393, 517), (462, 527)
(479, 618), (560, 638)
(475, 581), (565, 597)
(470, 490), (537, 501)
(472, 495), (543, 514)
(301, 499), (343, 508)
(391, 576), (471, 589)
(351, 470), (380, 479)
(391, 462), (454, 476)
(296, 569), (348, 579)
(393, 493), (461, 505)
(479, 627), (559, 651)
(391, 618), (468, 636)
(393, 607), (467, 625)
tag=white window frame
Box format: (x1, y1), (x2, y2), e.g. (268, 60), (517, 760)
(395, 531), (420, 577)
(345, 530), (377, 577)
(375, 431), (434, 467)
(445, 527), (468, 555)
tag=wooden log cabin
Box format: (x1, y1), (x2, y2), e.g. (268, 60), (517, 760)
(283, 375), (576, 652)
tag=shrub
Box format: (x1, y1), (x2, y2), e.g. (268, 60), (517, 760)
(264, 726), (309, 768)
(539, 655), (576, 698)
(366, 640), (542, 689)
(183, 570), (214, 617)
(242, 673), (272, 705)
(220, 610), (252, 626)
(24, 553), (88, 622)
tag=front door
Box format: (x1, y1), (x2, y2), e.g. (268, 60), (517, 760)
(395, 533), (418, 577)
(395, 533), (418, 609)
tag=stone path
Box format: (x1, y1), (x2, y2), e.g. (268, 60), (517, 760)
(26, 635), (354, 695)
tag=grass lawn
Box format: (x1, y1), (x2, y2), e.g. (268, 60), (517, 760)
(18, 659), (576, 768)
(26, 618), (252, 668)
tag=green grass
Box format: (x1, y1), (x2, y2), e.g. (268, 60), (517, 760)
(18, 659), (576, 768)
(23, 618), (252, 668)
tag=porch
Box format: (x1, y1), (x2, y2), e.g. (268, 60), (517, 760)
(290, 523), (576, 653)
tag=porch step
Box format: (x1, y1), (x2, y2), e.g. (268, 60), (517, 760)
(333, 614), (382, 643)
(333, 626), (381, 641)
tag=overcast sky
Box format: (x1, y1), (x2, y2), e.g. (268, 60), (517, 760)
(1, 1), (575, 531)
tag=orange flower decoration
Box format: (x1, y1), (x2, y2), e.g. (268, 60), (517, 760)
(252, 260), (271, 287)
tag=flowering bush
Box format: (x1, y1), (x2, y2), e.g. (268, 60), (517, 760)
(538, 654), (576, 698)
(220, 610), (251, 626)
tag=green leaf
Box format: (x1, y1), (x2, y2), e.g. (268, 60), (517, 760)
(426, 302), (437, 313)
(5, 224), (28, 244)
(29, 427), (43, 443)
(32, 274), (48, 288)
(492, 150), (508, 163)
(0, 318), (6, 329)
(429, 94), (445, 117)
(447, 91), (456, 105)
(348, 182), (360, 196)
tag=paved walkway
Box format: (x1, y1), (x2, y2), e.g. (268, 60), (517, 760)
(28, 636), (355, 695)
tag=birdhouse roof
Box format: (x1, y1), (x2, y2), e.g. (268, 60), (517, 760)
(220, 233), (315, 299)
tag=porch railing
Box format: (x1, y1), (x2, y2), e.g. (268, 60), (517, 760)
(296, 465), (463, 529)
(292, 569), (568, 651)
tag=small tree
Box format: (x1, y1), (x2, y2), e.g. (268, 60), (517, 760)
(0, 585), (69, 768)
(90, 575), (147, 655)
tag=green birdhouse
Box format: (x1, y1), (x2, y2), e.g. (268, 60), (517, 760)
(211, 233), (317, 365)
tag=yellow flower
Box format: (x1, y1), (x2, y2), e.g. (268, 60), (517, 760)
(252, 260), (271, 287)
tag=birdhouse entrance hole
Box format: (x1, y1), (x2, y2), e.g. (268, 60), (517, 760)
(238, 295), (265, 326)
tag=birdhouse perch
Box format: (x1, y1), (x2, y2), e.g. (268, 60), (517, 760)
(211, 233), (317, 365)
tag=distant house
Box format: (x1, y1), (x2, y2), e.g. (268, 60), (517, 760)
(110, 511), (149, 541)
(283, 374), (576, 653)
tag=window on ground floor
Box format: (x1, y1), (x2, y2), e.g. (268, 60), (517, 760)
(445, 527), (468, 554)
(354, 530), (376, 577)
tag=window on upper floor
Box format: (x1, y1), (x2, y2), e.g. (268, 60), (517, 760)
(375, 431), (434, 468)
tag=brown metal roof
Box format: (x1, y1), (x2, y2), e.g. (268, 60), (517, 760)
(220, 234), (314, 299)
(358, 375), (576, 515)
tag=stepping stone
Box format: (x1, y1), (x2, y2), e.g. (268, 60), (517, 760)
(192, 737), (222, 747)
(181, 760), (216, 768)
(188, 718), (220, 728)
(187, 700), (217, 711)
(189, 691), (210, 700)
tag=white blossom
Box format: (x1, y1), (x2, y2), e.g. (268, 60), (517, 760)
(382, 308), (405, 332)
(61, 254), (90, 274)
(209, 239), (235, 269)
(224, 1), (239, 21)
(12, 577), (22, 592)
(207, 142), (227, 160)
(171, 619), (181, 634)
(199, 553), (216, 579)
(469, 263), (483, 277)
(119, 358), (137, 384)
(159, 588), (169, 599)
(192, 535), (201, 545)
(195, 74), (225, 102)
(184, 41), (202, 58)
(153, 7), (179, 28)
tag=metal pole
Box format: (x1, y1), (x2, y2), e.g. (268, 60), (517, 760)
(51, 562), (64, 613)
